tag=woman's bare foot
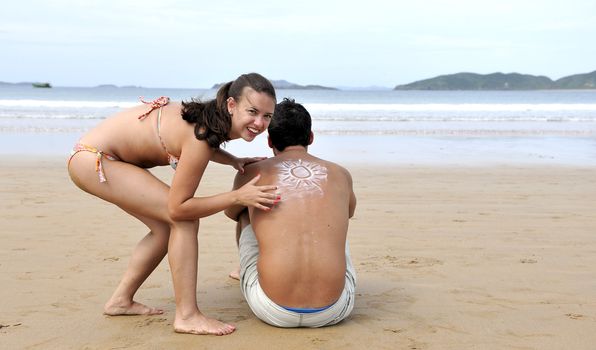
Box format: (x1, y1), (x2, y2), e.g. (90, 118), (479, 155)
(174, 313), (235, 336)
(228, 266), (240, 280)
(103, 300), (164, 316)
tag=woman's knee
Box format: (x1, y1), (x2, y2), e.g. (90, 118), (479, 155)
(149, 222), (171, 240)
(169, 219), (200, 233)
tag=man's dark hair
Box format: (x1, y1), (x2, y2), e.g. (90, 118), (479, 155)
(268, 98), (312, 151)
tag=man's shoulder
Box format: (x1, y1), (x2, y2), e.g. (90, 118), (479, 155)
(244, 157), (278, 173)
(237, 158), (277, 184)
(312, 157), (351, 177)
(251, 154), (351, 179)
(275, 154), (350, 173)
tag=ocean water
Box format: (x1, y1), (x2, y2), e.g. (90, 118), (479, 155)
(1, 85), (596, 165)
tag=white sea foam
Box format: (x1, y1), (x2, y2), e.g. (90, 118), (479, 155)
(304, 103), (596, 112)
(2, 100), (595, 112)
(2, 100), (596, 122)
(311, 116), (596, 122)
(0, 113), (102, 119)
(1, 91), (596, 135)
(0, 99), (136, 108)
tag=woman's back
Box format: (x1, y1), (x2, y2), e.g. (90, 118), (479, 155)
(79, 101), (192, 168)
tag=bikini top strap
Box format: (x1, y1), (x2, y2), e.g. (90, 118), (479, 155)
(156, 104), (172, 157)
(137, 96), (170, 120)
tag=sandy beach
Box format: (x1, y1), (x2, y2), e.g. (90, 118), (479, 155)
(1, 155), (595, 349)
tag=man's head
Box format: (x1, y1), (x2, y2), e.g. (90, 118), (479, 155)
(268, 98), (313, 152)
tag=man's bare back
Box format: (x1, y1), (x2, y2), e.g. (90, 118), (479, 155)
(230, 147), (356, 308)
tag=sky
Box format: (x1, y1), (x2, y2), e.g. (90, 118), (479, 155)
(2, 0), (596, 88)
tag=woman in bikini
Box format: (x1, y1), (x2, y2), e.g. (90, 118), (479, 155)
(67, 73), (279, 336)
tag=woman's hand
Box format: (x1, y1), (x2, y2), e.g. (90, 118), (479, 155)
(233, 157), (267, 174)
(234, 174), (279, 211)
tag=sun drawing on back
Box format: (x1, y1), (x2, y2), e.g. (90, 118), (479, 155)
(276, 159), (328, 196)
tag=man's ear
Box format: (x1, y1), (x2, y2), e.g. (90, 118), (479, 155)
(226, 97), (236, 115)
(308, 131), (314, 145)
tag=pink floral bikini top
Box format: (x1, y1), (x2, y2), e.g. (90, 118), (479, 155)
(138, 96), (179, 169)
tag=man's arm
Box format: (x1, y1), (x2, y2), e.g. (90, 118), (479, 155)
(224, 163), (262, 221)
(349, 189), (357, 218)
(345, 168), (357, 218)
(224, 171), (249, 221)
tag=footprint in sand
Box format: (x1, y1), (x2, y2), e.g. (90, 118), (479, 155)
(143, 283), (162, 289)
(520, 258), (538, 264)
(384, 328), (404, 334)
(407, 337), (426, 350)
(384, 255), (442, 268)
(0, 323), (22, 330)
(310, 337), (328, 345)
(136, 318), (168, 327)
(349, 313), (372, 322)
(232, 314), (249, 322)
(51, 302), (81, 312)
(359, 256), (442, 269)
(565, 313), (585, 320)
(16, 272), (33, 280)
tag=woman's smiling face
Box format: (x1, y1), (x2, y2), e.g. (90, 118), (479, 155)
(227, 87), (276, 142)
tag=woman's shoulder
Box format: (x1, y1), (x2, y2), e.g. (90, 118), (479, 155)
(163, 101), (183, 115)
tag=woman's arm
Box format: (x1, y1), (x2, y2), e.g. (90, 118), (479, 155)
(168, 139), (277, 221)
(210, 148), (236, 166)
(211, 148), (267, 173)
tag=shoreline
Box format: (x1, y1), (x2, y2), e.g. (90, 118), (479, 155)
(2, 132), (596, 167)
(2, 157), (596, 349)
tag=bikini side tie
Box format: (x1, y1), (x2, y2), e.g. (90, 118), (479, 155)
(69, 144), (118, 183)
(138, 96), (170, 120)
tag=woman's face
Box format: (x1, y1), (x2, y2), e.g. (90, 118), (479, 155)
(227, 88), (275, 142)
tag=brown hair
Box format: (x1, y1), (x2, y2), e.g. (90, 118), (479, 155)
(181, 73), (276, 148)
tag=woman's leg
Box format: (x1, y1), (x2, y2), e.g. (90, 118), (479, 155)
(69, 152), (172, 314)
(104, 211), (170, 315)
(168, 219), (235, 335)
(68, 153), (235, 334)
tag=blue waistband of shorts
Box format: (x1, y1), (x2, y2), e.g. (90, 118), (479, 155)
(281, 304), (333, 314)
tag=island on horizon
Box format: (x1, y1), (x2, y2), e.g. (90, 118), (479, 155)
(32, 82), (52, 88)
(2, 70), (595, 91)
(394, 70), (596, 90)
(211, 79), (337, 91)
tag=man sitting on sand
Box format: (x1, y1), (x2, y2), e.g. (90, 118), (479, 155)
(224, 98), (357, 327)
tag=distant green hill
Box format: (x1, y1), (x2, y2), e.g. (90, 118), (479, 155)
(212, 79), (337, 90)
(394, 71), (596, 90)
(553, 71), (596, 89)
